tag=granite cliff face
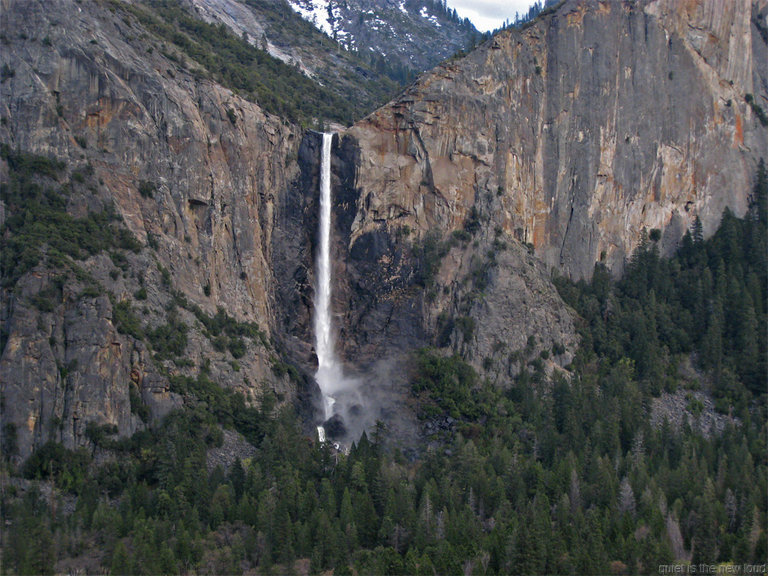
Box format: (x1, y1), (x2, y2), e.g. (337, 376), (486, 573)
(345, 0), (768, 279)
(0, 0), (302, 460)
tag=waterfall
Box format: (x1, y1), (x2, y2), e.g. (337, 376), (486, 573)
(312, 133), (365, 444)
(314, 133), (341, 422)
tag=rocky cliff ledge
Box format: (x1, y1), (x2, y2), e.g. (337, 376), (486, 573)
(345, 0), (768, 279)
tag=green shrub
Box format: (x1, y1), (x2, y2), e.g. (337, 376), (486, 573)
(455, 315), (476, 343)
(138, 180), (155, 198)
(22, 441), (91, 493)
(415, 231), (449, 287)
(168, 373), (265, 443)
(746, 93), (768, 127)
(0, 148), (141, 286)
(2, 423), (18, 461)
(1, 63), (14, 81)
(270, 358), (300, 382)
(30, 285), (60, 312)
(112, 300), (144, 340)
(411, 348), (480, 420)
(146, 312), (188, 360)
(435, 311), (454, 347)
(85, 422), (119, 447)
(464, 205), (482, 234)
(158, 264), (171, 287)
(80, 283), (102, 298)
(227, 337), (246, 359)
(176, 298), (266, 346)
(451, 229), (471, 243)
(129, 384), (150, 422)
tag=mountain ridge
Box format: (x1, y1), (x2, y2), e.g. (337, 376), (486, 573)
(285, 0), (482, 72)
(183, 0), (482, 114)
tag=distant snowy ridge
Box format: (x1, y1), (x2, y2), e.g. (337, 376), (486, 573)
(284, 0), (478, 64)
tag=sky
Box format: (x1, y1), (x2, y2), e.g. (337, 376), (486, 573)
(446, 0), (539, 32)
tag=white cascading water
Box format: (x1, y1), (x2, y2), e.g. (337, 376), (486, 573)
(314, 133), (342, 424)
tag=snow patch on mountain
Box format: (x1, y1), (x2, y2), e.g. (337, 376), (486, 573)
(419, 5), (440, 27)
(290, 0), (334, 37)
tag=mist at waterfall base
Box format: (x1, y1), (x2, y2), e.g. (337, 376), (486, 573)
(317, 356), (418, 446)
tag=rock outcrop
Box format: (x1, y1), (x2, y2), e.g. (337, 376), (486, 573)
(345, 0), (768, 279)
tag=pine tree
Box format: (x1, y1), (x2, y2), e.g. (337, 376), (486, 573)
(693, 216), (704, 243)
(229, 457), (246, 501)
(702, 296), (724, 377)
(618, 477), (636, 517)
(752, 158), (768, 226)
(692, 481), (719, 564)
(110, 541), (131, 576)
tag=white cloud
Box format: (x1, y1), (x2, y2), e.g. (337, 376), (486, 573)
(446, 0), (539, 32)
